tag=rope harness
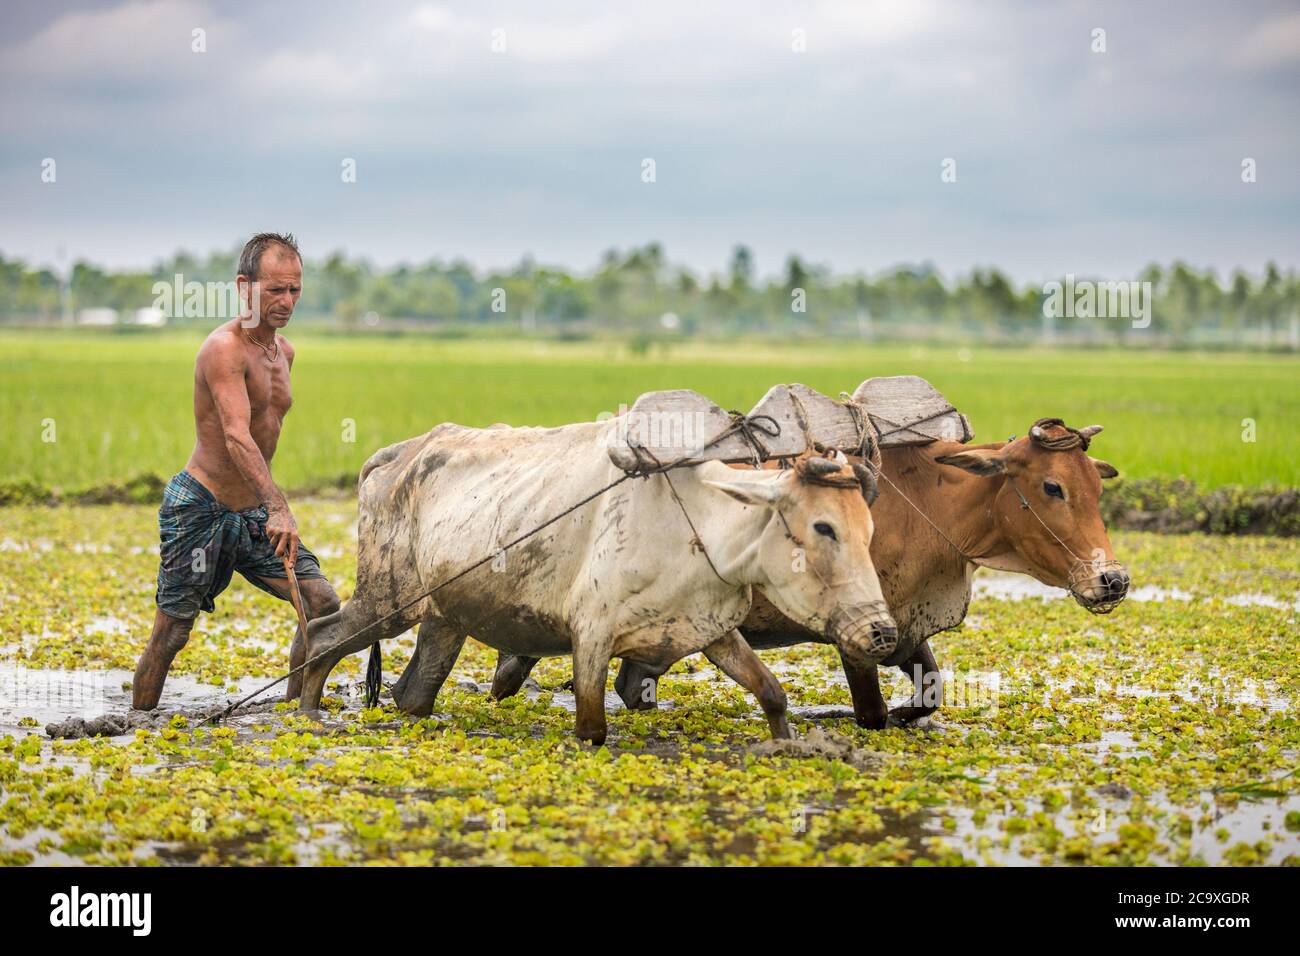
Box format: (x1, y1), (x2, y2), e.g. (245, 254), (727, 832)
(864, 403), (959, 448)
(194, 407), (1122, 728)
(1004, 479), (1124, 614)
(837, 398), (975, 564)
(625, 429), (866, 595)
(193, 408), (803, 726)
(851, 414), (1125, 616)
(1012, 419), (1124, 614)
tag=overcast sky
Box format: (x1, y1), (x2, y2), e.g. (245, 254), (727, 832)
(1, 0), (1298, 282)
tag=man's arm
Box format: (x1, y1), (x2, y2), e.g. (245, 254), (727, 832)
(201, 337), (299, 563)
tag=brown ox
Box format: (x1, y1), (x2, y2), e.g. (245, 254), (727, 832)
(491, 418), (1128, 728)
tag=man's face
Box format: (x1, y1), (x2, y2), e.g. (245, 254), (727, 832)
(240, 250), (302, 329)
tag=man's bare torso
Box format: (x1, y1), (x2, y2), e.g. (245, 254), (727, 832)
(186, 318), (296, 510)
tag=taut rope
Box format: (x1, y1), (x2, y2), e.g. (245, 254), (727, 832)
(859, 416), (1124, 615)
(190, 409), (788, 726)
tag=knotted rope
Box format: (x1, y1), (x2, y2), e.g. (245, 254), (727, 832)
(838, 392), (882, 470)
(794, 456), (863, 490)
(1027, 417), (1093, 452)
(863, 404), (960, 446)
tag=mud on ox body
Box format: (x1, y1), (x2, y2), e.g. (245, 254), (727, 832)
(492, 418), (1130, 730)
(299, 414), (897, 744)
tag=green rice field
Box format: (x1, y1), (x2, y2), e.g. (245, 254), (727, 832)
(1, 330), (1296, 490)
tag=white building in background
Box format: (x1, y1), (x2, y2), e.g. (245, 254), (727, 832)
(76, 308), (118, 326)
(132, 307), (166, 326)
(70, 307), (167, 326)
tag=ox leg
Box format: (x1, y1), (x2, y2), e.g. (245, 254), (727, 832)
(571, 643), (612, 746)
(299, 600), (415, 711)
(390, 618), (465, 717)
(390, 636), (420, 705)
(704, 630), (790, 739)
(614, 659), (668, 710)
(890, 641), (942, 725)
(246, 574), (341, 703)
(840, 651), (889, 730)
(489, 653), (541, 701)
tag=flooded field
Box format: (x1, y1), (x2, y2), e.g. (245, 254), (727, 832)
(1, 501), (1298, 866)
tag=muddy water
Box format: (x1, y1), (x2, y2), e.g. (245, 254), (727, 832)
(3, 568), (1298, 866)
(3, 654), (1296, 866)
(972, 569), (1300, 611)
(0, 663), (314, 740)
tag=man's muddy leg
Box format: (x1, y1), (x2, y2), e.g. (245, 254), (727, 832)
(250, 575), (341, 702)
(391, 618), (465, 717)
(890, 641), (942, 725)
(840, 651), (888, 730)
(614, 658), (667, 710)
(489, 653), (540, 700)
(704, 630), (789, 739)
(132, 610), (196, 710)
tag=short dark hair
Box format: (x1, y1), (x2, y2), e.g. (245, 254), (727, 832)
(238, 233), (302, 280)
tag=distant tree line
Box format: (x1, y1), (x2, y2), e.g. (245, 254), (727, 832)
(2, 243), (1298, 347)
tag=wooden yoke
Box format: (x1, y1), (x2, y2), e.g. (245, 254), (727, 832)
(745, 383), (877, 459)
(850, 375), (973, 447)
(605, 384), (874, 473)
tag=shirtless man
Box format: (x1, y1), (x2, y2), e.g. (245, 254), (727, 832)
(132, 233), (341, 710)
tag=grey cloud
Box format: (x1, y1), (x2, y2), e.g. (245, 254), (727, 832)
(0, 0), (1297, 281)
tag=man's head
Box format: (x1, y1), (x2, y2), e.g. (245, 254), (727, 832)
(236, 233), (302, 330)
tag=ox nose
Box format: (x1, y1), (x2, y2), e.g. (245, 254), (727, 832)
(1072, 563), (1130, 614)
(1100, 568), (1130, 600)
(828, 603), (898, 662)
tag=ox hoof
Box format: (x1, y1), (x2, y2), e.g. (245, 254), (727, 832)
(613, 664), (661, 711)
(621, 692), (659, 712)
(398, 699), (435, 719)
(854, 707), (889, 731)
(489, 657), (529, 701)
(888, 705), (936, 727)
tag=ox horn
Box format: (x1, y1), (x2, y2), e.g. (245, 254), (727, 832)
(1078, 424), (1104, 440)
(852, 461), (879, 506)
(803, 456), (842, 477)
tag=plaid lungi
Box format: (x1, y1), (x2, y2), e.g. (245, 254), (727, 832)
(154, 470), (324, 620)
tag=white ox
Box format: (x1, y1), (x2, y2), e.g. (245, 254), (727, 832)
(299, 416), (898, 743)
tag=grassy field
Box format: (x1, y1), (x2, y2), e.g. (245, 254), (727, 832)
(1, 503), (1297, 865)
(1, 329), (1297, 490)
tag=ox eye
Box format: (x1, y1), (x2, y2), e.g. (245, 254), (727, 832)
(814, 522), (837, 541)
(1043, 480), (1065, 500)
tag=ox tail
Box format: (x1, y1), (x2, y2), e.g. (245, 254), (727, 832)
(364, 642), (382, 708)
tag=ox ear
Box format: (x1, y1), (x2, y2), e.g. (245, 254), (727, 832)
(1090, 458), (1119, 479)
(702, 476), (785, 509)
(934, 448), (1006, 477)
